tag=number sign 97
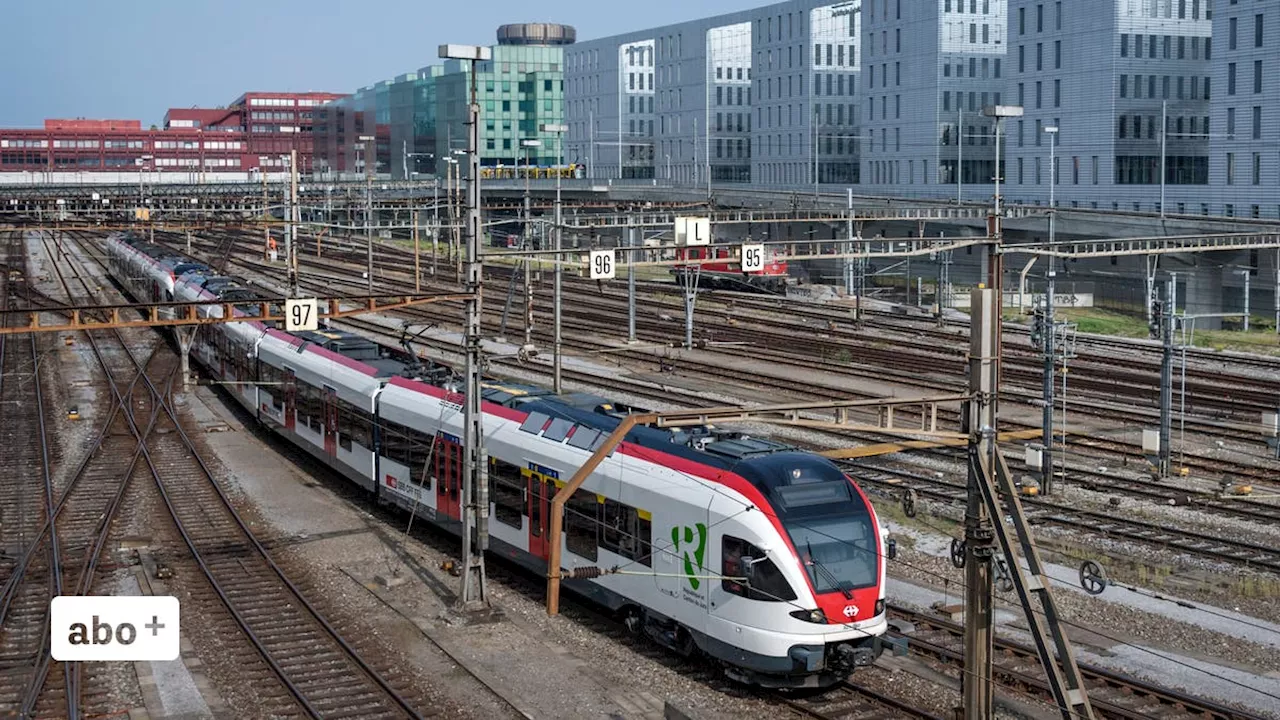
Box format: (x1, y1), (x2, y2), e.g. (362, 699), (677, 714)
(589, 250), (616, 280)
(284, 298), (319, 332)
(741, 244), (765, 273)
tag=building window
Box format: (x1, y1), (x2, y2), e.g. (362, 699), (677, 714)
(1256, 13), (1265, 48)
(1120, 34), (1128, 57)
(1018, 6), (1026, 34)
(1230, 17), (1238, 50)
(1227, 152), (1235, 185)
(1228, 63), (1236, 95)
(1253, 153), (1262, 185)
(1255, 60), (1263, 94)
(1055, 41), (1061, 69)
(1054, 80), (1061, 107)
(1255, 107), (1263, 140)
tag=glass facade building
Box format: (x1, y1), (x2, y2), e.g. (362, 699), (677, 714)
(314, 26), (571, 179)
(565, 0), (863, 186)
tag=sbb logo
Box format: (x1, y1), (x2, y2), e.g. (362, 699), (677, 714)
(52, 596), (180, 661)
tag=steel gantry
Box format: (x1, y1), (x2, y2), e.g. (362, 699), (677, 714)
(0, 293), (472, 336)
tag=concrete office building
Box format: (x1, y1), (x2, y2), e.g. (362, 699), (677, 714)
(1209, 0), (1280, 219)
(1003, 0), (1212, 214)
(563, 0), (862, 186)
(860, 0), (1008, 197)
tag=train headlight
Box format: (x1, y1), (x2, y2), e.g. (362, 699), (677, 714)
(874, 599), (885, 616)
(790, 608), (828, 624)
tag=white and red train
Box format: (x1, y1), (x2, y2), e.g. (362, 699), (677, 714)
(102, 231), (889, 688)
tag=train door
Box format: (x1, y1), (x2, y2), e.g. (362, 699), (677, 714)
(434, 431), (462, 520)
(322, 386), (339, 456)
(525, 463), (560, 561)
(282, 368), (296, 432)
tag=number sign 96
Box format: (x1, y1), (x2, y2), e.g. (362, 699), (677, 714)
(284, 298), (319, 332)
(589, 250), (616, 280)
(741, 244), (765, 273)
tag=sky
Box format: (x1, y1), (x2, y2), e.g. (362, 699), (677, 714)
(0, 0), (761, 128)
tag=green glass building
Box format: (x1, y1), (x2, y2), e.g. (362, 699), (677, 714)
(314, 23), (572, 179)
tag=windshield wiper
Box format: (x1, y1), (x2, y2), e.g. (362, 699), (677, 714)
(807, 540), (853, 600)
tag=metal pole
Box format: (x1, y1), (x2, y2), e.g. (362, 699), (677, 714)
(1043, 265), (1056, 494)
(1159, 280), (1174, 479)
(1180, 343), (1187, 468)
(459, 54), (488, 609)
(1243, 270), (1252, 331)
(433, 179), (439, 277)
(964, 286), (997, 720)
(958, 108), (963, 204)
(553, 132), (564, 393)
(845, 188), (854, 295)
(627, 223), (637, 343)
(524, 145), (533, 347)
(413, 209), (420, 293)
(1160, 100), (1167, 219)
(288, 149), (299, 297)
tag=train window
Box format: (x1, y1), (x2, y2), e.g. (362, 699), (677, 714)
(260, 363), (284, 410)
(565, 489), (599, 561)
(408, 426), (434, 489)
(379, 420), (412, 466)
(601, 500), (652, 567)
(722, 535), (797, 602)
(296, 381), (321, 430)
(337, 401), (371, 452)
(489, 458), (525, 528)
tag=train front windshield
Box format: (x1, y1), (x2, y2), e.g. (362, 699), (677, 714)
(784, 514), (878, 594)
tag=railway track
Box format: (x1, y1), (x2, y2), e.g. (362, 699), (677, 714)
(852, 463), (1280, 575)
(0, 231), (58, 715)
(891, 604), (1267, 720)
(146, 231), (1280, 574)
(18, 230), (434, 719)
(62, 230), (430, 717)
(780, 681), (946, 720)
(169, 229), (1280, 449)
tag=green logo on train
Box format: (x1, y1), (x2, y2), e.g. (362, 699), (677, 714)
(671, 523), (707, 590)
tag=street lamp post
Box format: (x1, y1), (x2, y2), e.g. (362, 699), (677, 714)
(541, 123), (567, 394)
(439, 42), (492, 610)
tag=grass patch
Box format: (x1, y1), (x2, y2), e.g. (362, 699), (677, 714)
(1056, 308), (1151, 338)
(1045, 308), (1280, 355)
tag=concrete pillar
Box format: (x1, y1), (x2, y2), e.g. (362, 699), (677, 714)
(175, 327), (197, 389)
(1183, 261), (1225, 330)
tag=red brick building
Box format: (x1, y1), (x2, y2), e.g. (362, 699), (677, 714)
(0, 91), (344, 175)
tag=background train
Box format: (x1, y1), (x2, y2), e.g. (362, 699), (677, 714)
(102, 231), (889, 688)
(671, 244), (794, 293)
